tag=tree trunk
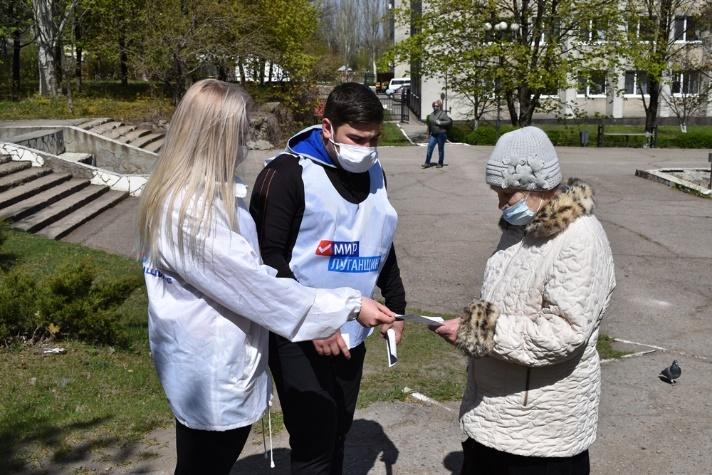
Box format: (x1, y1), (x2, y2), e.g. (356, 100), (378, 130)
(645, 0), (673, 133)
(217, 63), (227, 81)
(646, 79), (661, 133)
(238, 58), (246, 83)
(55, 38), (63, 88)
(505, 91), (518, 126)
(171, 52), (186, 105)
(74, 16), (82, 90)
(119, 34), (128, 86)
(12, 29), (22, 100)
(33, 0), (58, 96)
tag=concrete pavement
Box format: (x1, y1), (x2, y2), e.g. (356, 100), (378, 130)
(62, 144), (712, 474)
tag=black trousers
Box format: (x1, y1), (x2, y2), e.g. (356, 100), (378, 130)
(269, 332), (366, 475)
(461, 438), (590, 475)
(174, 419), (251, 475)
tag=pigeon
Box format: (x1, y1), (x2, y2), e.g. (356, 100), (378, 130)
(659, 360), (682, 384)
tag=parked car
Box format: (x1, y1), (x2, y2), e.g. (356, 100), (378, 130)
(392, 86), (410, 102)
(386, 78), (410, 97)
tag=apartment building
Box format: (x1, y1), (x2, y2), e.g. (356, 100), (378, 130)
(393, 0), (711, 123)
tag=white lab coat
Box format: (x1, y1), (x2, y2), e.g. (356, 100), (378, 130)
(144, 182), (361, 431)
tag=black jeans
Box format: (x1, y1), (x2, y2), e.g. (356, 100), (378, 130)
(269, 332), (366, 475)
(174, 419), (251, 475)
(461, 438), (590, 475)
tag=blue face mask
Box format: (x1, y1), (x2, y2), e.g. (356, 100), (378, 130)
(502, 195), (536, 226)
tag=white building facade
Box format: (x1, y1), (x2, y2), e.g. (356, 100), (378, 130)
(393, 0), (712, 124)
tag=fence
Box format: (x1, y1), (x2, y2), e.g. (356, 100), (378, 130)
(379, 88), (410, 123)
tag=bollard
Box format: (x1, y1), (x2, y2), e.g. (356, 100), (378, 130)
(708, 152), (712, 189)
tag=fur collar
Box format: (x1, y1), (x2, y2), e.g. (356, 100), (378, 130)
(498, 178), (595, 239)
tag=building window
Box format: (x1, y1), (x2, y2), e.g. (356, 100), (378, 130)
(577, 71), (607, 96)
(624, 71), (649, 95)
(671, 71), (700, 95)
(637, 16), (657, 42)
(579, 18), (607, 42)
(674, 16), (698, 42)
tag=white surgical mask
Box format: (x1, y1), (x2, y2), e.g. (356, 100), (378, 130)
(328, 126), (378, 173)
(501, 194), (538, 226)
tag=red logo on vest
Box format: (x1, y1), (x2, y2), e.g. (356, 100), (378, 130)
(315, 240), (333, 256)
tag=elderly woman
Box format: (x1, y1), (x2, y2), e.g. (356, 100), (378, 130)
(433, 126), (615, 474)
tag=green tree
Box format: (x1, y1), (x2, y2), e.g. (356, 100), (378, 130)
(622, 0), (710, 132)
(0, 0), (34, 99)
(31, 0), (78, 96)
(390, 0), (624, 126)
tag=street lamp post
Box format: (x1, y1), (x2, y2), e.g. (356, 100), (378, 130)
(484, 20), (519, 139)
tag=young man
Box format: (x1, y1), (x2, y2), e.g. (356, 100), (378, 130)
(422, 99), (452, 169)
(250, 82), (406, 474)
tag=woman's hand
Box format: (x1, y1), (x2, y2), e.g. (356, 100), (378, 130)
(429, 318), (461, 346)
(357, 298), (396, 328)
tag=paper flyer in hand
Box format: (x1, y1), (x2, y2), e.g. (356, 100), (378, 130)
(395, 313), (444, 326)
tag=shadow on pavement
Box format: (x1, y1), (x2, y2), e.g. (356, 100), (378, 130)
(233, 419), (399, 474)
(443, 450), (464, 474)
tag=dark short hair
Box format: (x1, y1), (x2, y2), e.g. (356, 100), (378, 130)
(324, 82), (384, 127)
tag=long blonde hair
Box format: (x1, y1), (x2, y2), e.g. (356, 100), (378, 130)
(137, 79), (251, 263)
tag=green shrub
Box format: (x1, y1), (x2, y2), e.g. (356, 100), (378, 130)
(0, 261), (143, 347)
(663, 129), (712, 148)
(465, 127), (498, 145)
(447, 124), (470, 143)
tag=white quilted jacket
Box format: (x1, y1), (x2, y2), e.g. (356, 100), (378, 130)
(459, 180), (616, 457)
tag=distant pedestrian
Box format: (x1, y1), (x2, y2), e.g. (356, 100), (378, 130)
(422, 99), (452, 168)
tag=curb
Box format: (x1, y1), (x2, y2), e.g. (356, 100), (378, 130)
(635, 168), (712, 198)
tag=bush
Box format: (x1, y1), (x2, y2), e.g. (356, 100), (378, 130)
(465, 127), (498, 145)
(0, 260), (143, 347)
(447, 124), (470, 143)
(662, 129), (712, 148)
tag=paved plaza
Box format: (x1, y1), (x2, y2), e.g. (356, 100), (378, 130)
(63, 143), (712, 474)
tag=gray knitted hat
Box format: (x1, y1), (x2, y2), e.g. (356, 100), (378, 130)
(485, 126), (562, 190)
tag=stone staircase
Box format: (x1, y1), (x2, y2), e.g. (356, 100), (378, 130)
(0, 154), (128, 240)
(75, 117), (165, 154)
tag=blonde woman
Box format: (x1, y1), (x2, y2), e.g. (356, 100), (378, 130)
(137, 79), (395, 474)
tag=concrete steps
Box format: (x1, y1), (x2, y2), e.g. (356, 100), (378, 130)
(14, 185), (110, 233)
(131, 132), (163, 148)
(0, 166), (53, 193)
(58, 152), (94, 165)
(119, 128), (151, 144)
(0, 158), (128, 240)
(71, 117), (165, 153)
(0, 172), (71, 208)
(143, 138), (164, 153)
(37, 190), (128, 239)
(108, 124), (136, 139)
(0, 160), (32, 177)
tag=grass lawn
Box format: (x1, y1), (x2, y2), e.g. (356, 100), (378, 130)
(0, 95), (175, 124)
(0, 229), (624, 471)
(0, 230), (169, 473)
(380, 122), (411, 146)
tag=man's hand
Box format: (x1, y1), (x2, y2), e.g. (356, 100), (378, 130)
(357, 298), (395, 327)
(313, 331), (351, 359)
(380, 319), (405, 344)
(429, 318), (461, 346)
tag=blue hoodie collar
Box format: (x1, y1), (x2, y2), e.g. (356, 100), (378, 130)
(286, 125), (336, 167)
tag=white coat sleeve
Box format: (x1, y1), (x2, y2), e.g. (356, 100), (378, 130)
(159, 216), (361, 343)
(491, 230), (614, 367)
